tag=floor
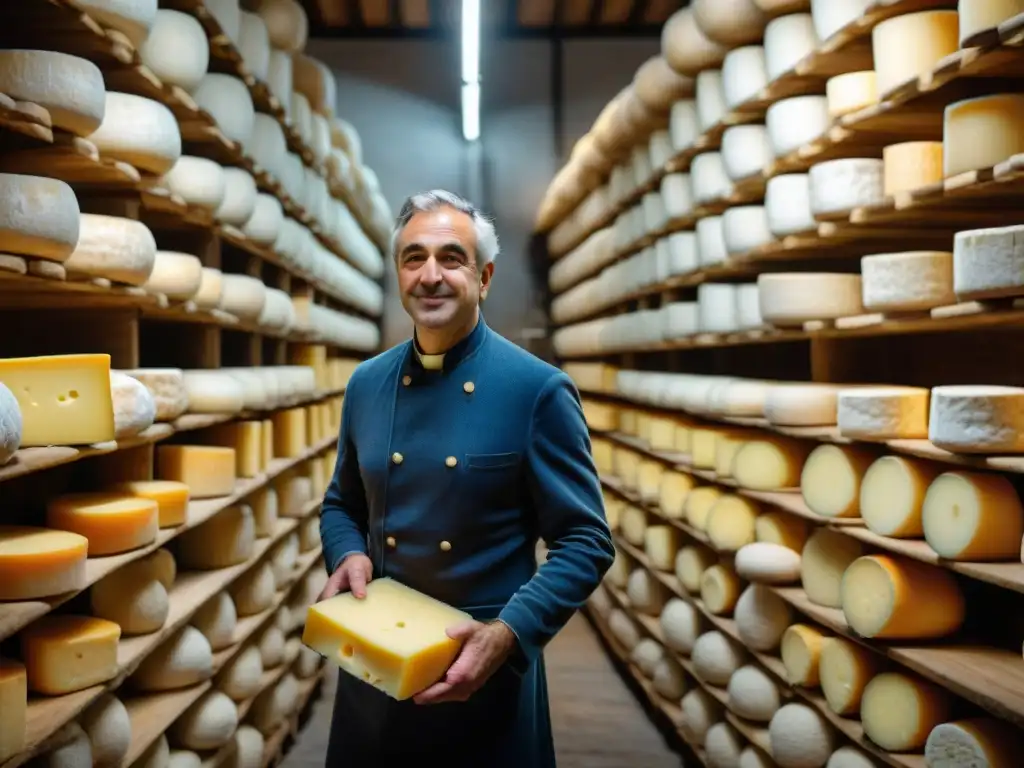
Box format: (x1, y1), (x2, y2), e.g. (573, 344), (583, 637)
(281, 613), (684, 768)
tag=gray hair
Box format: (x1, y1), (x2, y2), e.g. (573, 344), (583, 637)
(390, 189), (500, 267)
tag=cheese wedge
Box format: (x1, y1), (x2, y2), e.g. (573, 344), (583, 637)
(20, 615), (121, 694)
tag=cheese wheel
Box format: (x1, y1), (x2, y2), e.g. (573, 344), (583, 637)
(180, 371), (245, 413)
(859, 455), (943, 538)
(732, 435), (812, 490)
(692, 0), (769, 45)
(765, 173), (816, 236)
(135, 735), (170, 768)
(249, 0), (308, 52)
(764, 13), (819, 81)
(780, 623), (827, 686)
(205, 0), (241, 41)
(740, 747), (777, 768)
(64, 214), (157, 286)
(46, 492), (158, 556)
(0, 50), (105, 136)
(633, 56), (695, 113)
(161, 156), (225, 211)
(192, 592), (237, 651)
(706, 495), (759, 551)
(764, 383), (839, 426)
(735, 542), (801, 584)
(90, 557), (169, 634)
(194, 268), (224, 310)
(883, 141), (944, 197)
(0, 174), (80, 262)
(293, 53), (336, 116)
(133, 626), (213, 691)
(651, 656), (686, 699)
(79, 693), (131, 768)
(76, 0), (158, 47)
(706, 723), (745, 768)
(220, 274), (267, 321)
(819, 636), (881, 714)
(721, 46), (768, 110)
(696, 216), (727, 267)
(660, 598), (704, 654)
(257, 624), (286, 668)
(684, 486), (724, 530)
(801, 528), (864, 608)
(231, 562), (275, 615)
(800, 444), (877, 519)
(841, 555), (966, 638)
(861, 672), (953, 751)
(944, 94), (1024, 177)
(192, 74), (256, 145)
(644, 525), (682, 571)
(238, 12), (271, 80)
(837, 386), (930, 440)
(953, 222), (1024, 301)
(809, 158), (885, 215)
(766, 96), (830, 157)
(758, 273), (864, 327)
(959, 0), (1024, 45)
(755, 511), (810, 552)
(699, 563), (742, 614)
(925, 718), (1024, 768)
(721, 124), (771, 181)
(769, 703), (836, 768)
(872, 11), (960, 96)
(139, 10), (210, 92)
(626, 567), (667, 615)
(88, 92), (182, 175)
(669, 100), (700, 152)
(680, 688), (722, 744)
(723, 206), (773, 255)
(929, 385), (1024, 453)
(251, 673), (299, 736)
(169, 690), (238, 750)
(692, 152), (732, 203)
(861, 250), (955, 312)
(120, 369), (188, 424)
(662, 8), (728, 77)
(727, 665), (782, 722)
(38, 723), (91, 768)
(692, 630), (747, 685)
(826, 71), (878, 118)
(144, 251), (203, 300)
(0, 526), (87, 601)
(810, 0), (872, 42)
(676, 544), (716, 593)
(922, 470), (1024, 560)
(734, 584), (792, 651)
(177, 504), (255, 569)
(631, 638), (665, 678)
(232, 726), (265, 768)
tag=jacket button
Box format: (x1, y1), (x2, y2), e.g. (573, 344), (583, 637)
(391, 452), (403, 465)
(402, 375), (411, 386)
(445, 456), (457, 468)
(439, 540), (452, 552)
(386, 536), (396, 548)
(463, 381), (475, 393)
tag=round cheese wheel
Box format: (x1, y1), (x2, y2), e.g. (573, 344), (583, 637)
(192, 74), (256, 145)
(238, 12), (271, 80)
(79, 694), (131, 768)
(659, 598), (704, 654)
(634, 56), (695, 113)
(700, 564), (742, 615)
(741, 746), (777, 768)
(676, 544), (716, 593)
(295, 646), (322, 678)
(705, 722), (745, 767)
(764, 13), (818, 80)
(801, 528), (864, 608)
(249, 0), (308, 52)
(64, 214), (157, 286)
(232, 562), (277, 616)
(88, 92), (182, 175)
(258, 624), (286, 669)
(692, 630), (747, 685)
(735, 542), (801, 584)
(205, 0), (241, 42)
(680, 688), (722, 744)
(781, 623), (828, 687)
(76, 0), (159, 47)
(819, 636), (880, 715)
(178, 503), (255, 569)
(194, 267), (224, 310)
(144, 251), (203, 300)
(692, 0), (769, 45)
(769, 703), (836, 767)
(192, 592), (237, 651)
(0, 173), (80, 262)
(627, 568), (668, 615)
(220, 273), (268, 321)
(631, 637), (666, 677)
(170, 690), (238, 750)
(218, 644), (263, 701)
(241, 193), (284, 245)
(727, 665), (781, 722)
(90, 563), (169, 635)
(160, 156), (226, 211)
(734, 584), (792, 651)
(0, 384), (23, 466)
(861, 672), (953, 751)
(0, 50), (106, 136)
(662, 8), (728, 76)
(134, 625), (213, 691)
(294, 53), (337, 116)
(139, 10), (210, 92)
(921, 469), (1024, 560)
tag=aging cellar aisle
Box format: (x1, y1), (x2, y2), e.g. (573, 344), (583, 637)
(280, 613), (686, 768)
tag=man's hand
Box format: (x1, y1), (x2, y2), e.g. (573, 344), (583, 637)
(413, 620), (518, 705)
(319, 553), (373, 600)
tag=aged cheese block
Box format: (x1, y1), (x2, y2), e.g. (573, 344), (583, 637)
(0, 526), (88, 601)
(929, 384), (1024, 453)
(781, 623), (828, 686)
(837, 386), (930, 440)
(952, 223), (1024, 301)
(921, 470), (1024, 560)
(88, 92), (182, 175)
(303, 577), (473, 700)
(0, 174), (80, 262)
(861, 250), (955, 312)
(801, 528), (864, 608)
(46, 492), (159, 555)
(883, 141), (944, 196)
(809, 157), (885, 215)
(841, 555), (965, 638)
(20, 615), (120, 694)
(800, 444), (877, 519)
(859, 455), (943, 538)
(861, 672), (952, 751)
(139, 10), (210, 92)
(925, 718), (1024, 768)
(661, 8), (728, 76)
(944, 94), (1024, 177)
(122, 368), (189, 422)
(700, 563), (742, 614)
(156, 445), (237, 498)
(769, 703), (836, 768)
(826, 71), (878, 118)
(0, 50), (105, 136)
(64, 214), (157, 286)
(872, 11), (960, 96)
(819, 636), (881, 714)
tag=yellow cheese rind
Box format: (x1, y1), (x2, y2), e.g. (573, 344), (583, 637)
(0, 526), (88, 601)
(754, 511), (810, 552)
(20, 615), (121, 695)
(800, 444), (877, 519)
(109, 480), (189, 528)
(924, 717), (1024, 768)
(660, 471), (696, 519)
(944, 93), (1024, 177)
(46, 492), (159, 556)
(732, 436), (811, 490)
(0, 659), (27, 762)
(819, 636), (881, 714)
(882, 141), (944, 196)
(921, 470), (1024, 560)
(861, 672), (953, 751)
(840, 555), (965, 639)
(800, 529), (864, 609)
(302, 577), (472, 700)
(705, 494), (759, 551)
(700, 564), (742, 615)
(780, 623), (827, 687)
(676, 545), (716, 593)
(685, 486), (724, 531)
(157, 445), (237, 498)
(871, 11), (959, 97)
(859, 455), (942, 538)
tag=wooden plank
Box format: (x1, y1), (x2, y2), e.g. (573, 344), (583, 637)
(359, 0), (391, 25)
(399, 0), (430, 27)
(517, 0), (555, 26)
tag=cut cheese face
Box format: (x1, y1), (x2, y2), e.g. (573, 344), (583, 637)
(860, 250), (955, 312)
(800, 443), (877, 519)
(732, 436), (811, 490)
(0, 174), (80, 262)
(19, 615), (120, 695)
(0, 50), (105, 136)
(871, 11), (959, 96)
(859, 455), (942, 538)
(699, 563), (741, 614)
(826, 71), (877, 118)
(780, 623), (827, 687)
(801, 529), (864, 608)
(0, 526), (88, 601)
(819, 636), (881, 714)
(705, 494), (759, 551)
(944, 94), (1024, 177)
(303, 577), (473, 700)
(953, 223), (1024, 301)
(0, 659), (26, 762)
(0, 354), (115, 447)
(755, 511), (809, 552)
(157, 445), (237, 498)
(861, 672), (953, 751)
(925, 717), (1024, 768)
(676, 545), (716, 593)
(929, 384), (1024, 453)
(921, 470), (1024, 561)
(883, 142), (944, 197)
(46, 492), (159, 556)
(108, 480), (189, 528)
(836, 386), (930, 440)
(841, 555), (966, 639)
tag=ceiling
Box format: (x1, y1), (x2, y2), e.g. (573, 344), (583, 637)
(302, 0), (685, 38)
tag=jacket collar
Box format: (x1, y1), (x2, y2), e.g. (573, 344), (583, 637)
(403, 313), (488, 377)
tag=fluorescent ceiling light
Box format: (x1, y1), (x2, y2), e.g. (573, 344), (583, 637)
(461, 0), (480, 141)
(462, 81), (480, 142)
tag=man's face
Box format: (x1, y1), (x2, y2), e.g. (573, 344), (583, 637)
(394, 207), (494, 330)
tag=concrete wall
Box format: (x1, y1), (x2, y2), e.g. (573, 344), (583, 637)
(307, 35), (658, 355)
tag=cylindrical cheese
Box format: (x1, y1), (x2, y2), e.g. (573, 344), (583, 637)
(826, 71), (878, 118)
(859, 454), (943, 538)
(757, 273), (864, 327)
(780, 623), (828, 686)
(800, 443), (878, 519)
(700, 563), (742, 614)
(921, 470), (1024, 560)
(809, 157), (885, 215)
(662, 9), (728, 77)
(928, 385), (1024, 453)
(883, 141), (944, 196)
(861, 672), (953, 751)
(801, 528), (864, 608)
(872, 11), (960, 97)
(943, 94), (1024, 177)
(861, 250), (955, 312)
(819, 636), (881, 714)
(837, 386), (930, 440)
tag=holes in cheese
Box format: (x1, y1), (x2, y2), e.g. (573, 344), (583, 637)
(732, 435), (812, 490)
(728, 664), (782, 722)
(79, 693), (130, 768)
(631, 637), (666, 678)
(861, 672), (953, 751)
(652, 656), (686, 699)
(735, 542), (801, 585)
(841, 555), (966, 639)
(620, 504), (648, 547)
(169, 690), (238, 751)
(735, 584), (792, 651)
(46, 492), (159, 556)
(660, 598), (704, 655)
(818, 636), (882, 714)
(801, 444), (878, 519)
(924, 717), (1024, 768)
(781, 623), (828, 687)
(0, 526), (88, 600)
(608, 608), (641, 651)
(192, 592), (237, 651)
(705, 722), (744, 768)
(90, 556), (170, 635)
(755, 511), (810, 552)
(700, 563), (742, 615)
(20, 615), (120, 695)
(801, 529), (865, 608)
(837, 386), (930, 440)
(0, 51), (105, 136)
(644, 524), (682, 570)
(627, 568), (669, 615)
(676, 544), (716, 593)
(768, 703), (836, 768)
(692, 630), (748, 685)
(177, 504), (255, 570)
(0, 659), (26, 762)
(929, 385), (1024, 454)
(680, 688), (722, 745)
(871, 11), (959, 96)
(157, 445), (237, 498)
(660, 471), (696, 519)
(133, 625), (213, 691)
(706, 494), (760, 551)
(859, 455), (941, 537)
(303, 577), (473, 700)
(921, 470), (1024, 560)
(685, 486), (724, 530)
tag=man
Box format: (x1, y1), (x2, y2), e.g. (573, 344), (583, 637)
(318, 189), (615, 766)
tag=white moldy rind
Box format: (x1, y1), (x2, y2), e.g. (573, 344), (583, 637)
(928, 385), (1024, 453)
(809, 158), (885, 216)
(952, 223), (1024, 301)
(861, 251), (955, 312)
(837, 386), (930, 440)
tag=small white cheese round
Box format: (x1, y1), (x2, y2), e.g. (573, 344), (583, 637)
(192, 592), (237, 651)
(706, 722), (745, 767)
(734, 584), (792, 651)
(608, 609), (641, 651)
(659, 598), (704, 655)
(652, 656), (687, 699)
(734, 542), (801, 585)
(170, 690), (238, 750)
(727, 665), (781, 722)
(680, 688), (722, 745)
(769, 703), (836, 768)
(692, 630), (747, 685)
(631, 637), (666, 678)
(79, 694), (131, 768)
(133, 625), (214, 691)
(218, 644), (263, 701)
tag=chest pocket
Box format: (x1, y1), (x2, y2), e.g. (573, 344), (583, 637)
(463, 452), (523, 509)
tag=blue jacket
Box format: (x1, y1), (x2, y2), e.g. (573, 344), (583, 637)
(319, 314), (614, 764)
